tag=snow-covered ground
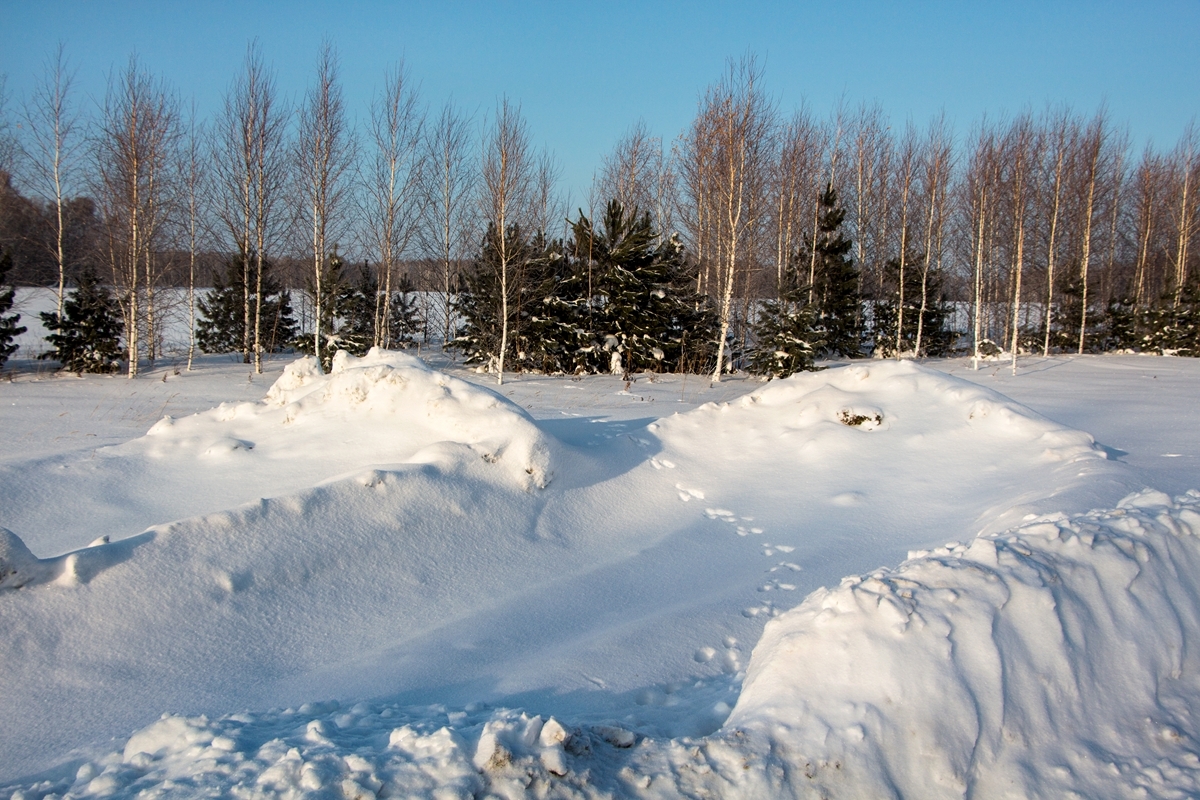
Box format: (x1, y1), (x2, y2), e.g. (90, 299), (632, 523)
(1, 344), (1198, 798)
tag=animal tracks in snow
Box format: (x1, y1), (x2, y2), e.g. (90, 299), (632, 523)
(691, 637), (742, 674)
(703, 508), (763, 536)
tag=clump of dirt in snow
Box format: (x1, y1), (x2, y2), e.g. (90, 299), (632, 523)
(837, 409), (883, 429)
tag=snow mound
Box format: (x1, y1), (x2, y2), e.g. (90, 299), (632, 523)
(654, 361), (1115, 539)
(10, 491), (1200, 799)
(667, 361), (1099, 464)
(722, 488), (1200, 798)
(132, 349), (555, 491)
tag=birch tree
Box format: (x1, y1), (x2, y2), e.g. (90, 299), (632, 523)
(769, 105), (826, 295)
(1002, 113), (1036, 373)
(965, 123), (998, 368)
(598, 120), (673, 239)
(478, 97), (534, 385)
(183, 107), (203, 370)
(913, 115), (953, 357)
(0, 76), (15, 176)
(849, 104), (893, 298)
(678, 106), (718, 298)
(1073, 111), (1108, 353)
(419, 102), (475, 347)
(21, 44), (82, 316)
(529, 147), (564, 239)
(366, 62), (425, 349)
(891, 122), (919, 356)
(691, 56), (773, 382)
(1168, 123), (1199, 306)
(212, 42), (288, 371)
(1039, 108), (1074, 354)
(296, 41), (354, 369)
(93, 57), (179, 378)
(1130, 146), (1165, 307)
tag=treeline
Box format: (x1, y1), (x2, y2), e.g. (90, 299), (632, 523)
(0, 48), (1197, 378)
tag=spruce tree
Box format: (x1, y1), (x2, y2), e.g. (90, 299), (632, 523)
(453, 223), (532, 371)
(0, 252), (26, 370)
(871, 254), (956, 357)
(197, 254), (297, 357)
(332, 263), (378, 358)
(566, 201), (717, 377)
(1100, 296), (1140, 352)
(802, 185), (861, 358)
(1140, 281), (1200, 356)
(749, 263), (821, 377)
(39, 270), (123, 374)
(1048, 274), (1101, 353)
(294, 250), (351, 370)
(386, 275), (423, 349)
(520, 235), (584, 374)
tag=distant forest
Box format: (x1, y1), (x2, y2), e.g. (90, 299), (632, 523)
(0, 46), (1197, 379)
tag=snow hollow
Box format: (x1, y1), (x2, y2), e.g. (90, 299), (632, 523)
(2, 352), (1200, 798)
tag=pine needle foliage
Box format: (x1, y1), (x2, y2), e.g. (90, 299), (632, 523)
(196, 254), (297, 357)
(871, 254), (956, 357)
(749, 263), (820, 377)
(0, 252), (26, 369)
(801, 186), (862, 358)
(39, 270), (123, 374)
(568, 201), (717, 377)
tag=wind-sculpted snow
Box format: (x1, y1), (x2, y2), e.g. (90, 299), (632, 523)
(0, 357), (1172, 791)
(7, 492), (1200, 799)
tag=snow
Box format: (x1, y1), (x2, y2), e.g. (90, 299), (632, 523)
(1, 350), (1199, 797)
(727, 490), (1200, 797)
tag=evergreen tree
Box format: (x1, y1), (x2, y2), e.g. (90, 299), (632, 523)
(1140, 281), (1200, 357)
(871, 254), (956, 357)
(386, 275), (423, 349)
(39, 270), (123, 374)
(294, 250), (351, 371)
(749, 263), (821, 377)
(452, 223), (533, 371)
(1048, 273), (1102, 352)
(566, 201), (718, 377)
(455, 205), (719, 377)
(196, 254), (297, 357)
(1100, 296), (1140, 352)
(0, 252), (26, 370)
(798, 185), (861, 358)
(331, 262), (378, 358)
(519, 235), (584, 374)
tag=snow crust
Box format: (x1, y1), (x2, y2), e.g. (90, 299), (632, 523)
(1, 354), (1196, 796)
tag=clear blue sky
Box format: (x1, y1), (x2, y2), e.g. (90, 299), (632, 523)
(2, 0), (1197, 206)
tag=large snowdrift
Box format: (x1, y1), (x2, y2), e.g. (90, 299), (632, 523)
(0, 357), (1155, 790)
(7, 491), (1199, 799)
(720, 488), (1200, 798)
(1, 349), (557, 556)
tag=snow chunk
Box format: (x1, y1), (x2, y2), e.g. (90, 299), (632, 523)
(0, 528), (43, 589)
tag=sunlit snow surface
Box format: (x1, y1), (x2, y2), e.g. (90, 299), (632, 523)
(1, 349), (1198, 797)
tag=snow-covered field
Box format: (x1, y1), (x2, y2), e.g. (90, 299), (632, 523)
(2, 343), (1199, 798)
